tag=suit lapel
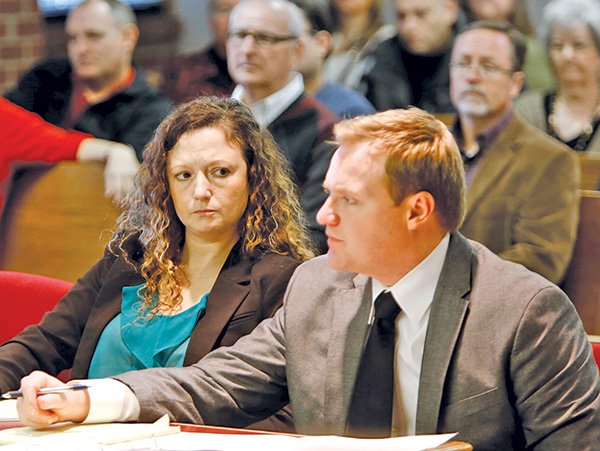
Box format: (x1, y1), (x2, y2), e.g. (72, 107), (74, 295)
(323, 273), (371, 428)
(415, 233), (472, 433)
(183, 258), (251, 365)
(464, 117), (524, 223)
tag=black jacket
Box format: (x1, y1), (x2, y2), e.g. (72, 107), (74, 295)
(5, 58), (172, 159)
(361, 36), (455, 114)
(268, 93), (339, 253)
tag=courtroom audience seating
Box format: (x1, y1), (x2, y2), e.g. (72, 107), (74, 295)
(0, 162), (121, 282)
(0, 270), (72, 344)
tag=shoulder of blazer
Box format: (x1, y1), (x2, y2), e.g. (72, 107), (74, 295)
(291, 254), (366, 290)
(273, 92), (339, 131)
(496, 113), (573, 160)
(216, 251), (300, 286)
(249, 253), (300, 274)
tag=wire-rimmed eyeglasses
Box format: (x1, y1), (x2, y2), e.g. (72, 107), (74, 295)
(227, 30), (299, 47)
(449, 61), (515, 78)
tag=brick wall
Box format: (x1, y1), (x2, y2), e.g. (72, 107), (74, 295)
(0, 0), (45, 94)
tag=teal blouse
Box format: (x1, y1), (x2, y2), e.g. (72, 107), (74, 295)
(88, 284), (207, 378)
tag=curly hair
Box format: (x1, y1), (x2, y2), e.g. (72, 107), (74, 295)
(108, 97), (315, 312)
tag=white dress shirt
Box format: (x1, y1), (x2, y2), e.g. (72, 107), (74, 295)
(230, 73), (304, 127)
(371, 233), (449, 436)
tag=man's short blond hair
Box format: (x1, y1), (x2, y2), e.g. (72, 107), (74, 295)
(333, 108), (466, 231)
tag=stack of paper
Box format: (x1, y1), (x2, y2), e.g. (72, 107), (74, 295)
(0, 410), (457, 451)
(154, 432), (458, 451)
(0, 414), (179, 449)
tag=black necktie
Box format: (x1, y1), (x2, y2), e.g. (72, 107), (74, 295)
(346, 291), (400, 438)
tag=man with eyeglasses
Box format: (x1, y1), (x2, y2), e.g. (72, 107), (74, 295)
(450, 21), (579, 284)
(226, 0), (339, 253)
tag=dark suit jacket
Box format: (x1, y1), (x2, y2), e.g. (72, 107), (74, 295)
(116, 233), (600, 450)
(0, 239), (298, 393)
(459, 113), (580, 284)
(268, 93), (339, 253)
(361, 36), (454, 113)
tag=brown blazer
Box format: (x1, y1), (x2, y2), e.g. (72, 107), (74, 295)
(0, 238), (299, 393)
(459, 113), (580, 283)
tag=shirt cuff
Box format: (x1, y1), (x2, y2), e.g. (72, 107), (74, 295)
(71, 379), (140, 423)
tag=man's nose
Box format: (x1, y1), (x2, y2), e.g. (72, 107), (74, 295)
(402, 15), (418, 32)
(316, 197), (339, 226)
(464, 64), (484, 82)
(238, 34), (260, 52)
(69, 37), (87, 54)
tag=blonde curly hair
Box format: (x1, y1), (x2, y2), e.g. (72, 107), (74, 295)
(108, 97), (315, 312)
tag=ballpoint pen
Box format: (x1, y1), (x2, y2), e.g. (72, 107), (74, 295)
(1, 383), (90, 399)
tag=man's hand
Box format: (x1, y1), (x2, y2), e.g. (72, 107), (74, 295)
(16, 371), (90, 429)
(103, 143), (140, 202)
(76, 138), (140, 202)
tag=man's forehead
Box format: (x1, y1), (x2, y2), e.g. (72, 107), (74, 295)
(453, 30), (512, 60)
(454, 29), (510, 52)
(337, 138), (386, 159)
(67, 3), (117, 29)
(230, 2), (289, 29)
(329, 141), (385, 178)
(396, 0), (434, 13)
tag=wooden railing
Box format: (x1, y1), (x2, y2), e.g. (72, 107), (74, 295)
(577, 153), (600, 191)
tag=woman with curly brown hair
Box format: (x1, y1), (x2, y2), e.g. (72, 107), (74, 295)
(0, 97), (314, 429)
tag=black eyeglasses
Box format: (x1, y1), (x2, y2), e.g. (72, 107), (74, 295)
(227, 30), (299, 47)
(449, 61), (514, 78)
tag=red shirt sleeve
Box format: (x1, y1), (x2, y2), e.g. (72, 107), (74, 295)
(0, 97), (91, 169)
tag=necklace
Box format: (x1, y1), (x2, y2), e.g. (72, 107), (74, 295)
(548, 92), (600, 151)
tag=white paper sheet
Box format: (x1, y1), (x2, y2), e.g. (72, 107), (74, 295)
(0, 415), (456, 451)
(0, 400), (18, 422)
(0, 414), (179, 448)
(112, 431), (457, 451)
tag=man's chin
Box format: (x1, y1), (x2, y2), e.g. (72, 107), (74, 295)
(325, 251), (350, 272)
(74, 69), (99, 81)
(457, 101), (490, 118)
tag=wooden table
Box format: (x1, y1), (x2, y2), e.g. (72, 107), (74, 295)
(173, 423), (473, 449)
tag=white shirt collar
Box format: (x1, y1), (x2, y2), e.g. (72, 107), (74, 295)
(372, 233), (450, 326)
(230, 73), (304, 127)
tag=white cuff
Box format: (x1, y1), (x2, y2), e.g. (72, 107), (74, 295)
(72, 379), (140, 423)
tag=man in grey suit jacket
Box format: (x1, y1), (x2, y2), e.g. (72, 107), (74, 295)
(16, 109), (599, 450)
(449, 21), (579, 284)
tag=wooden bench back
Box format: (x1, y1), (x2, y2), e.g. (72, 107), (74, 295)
(0, 162), (122, 282)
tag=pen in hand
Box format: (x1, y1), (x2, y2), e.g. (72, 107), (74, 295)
(1, 383), (90, 400)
